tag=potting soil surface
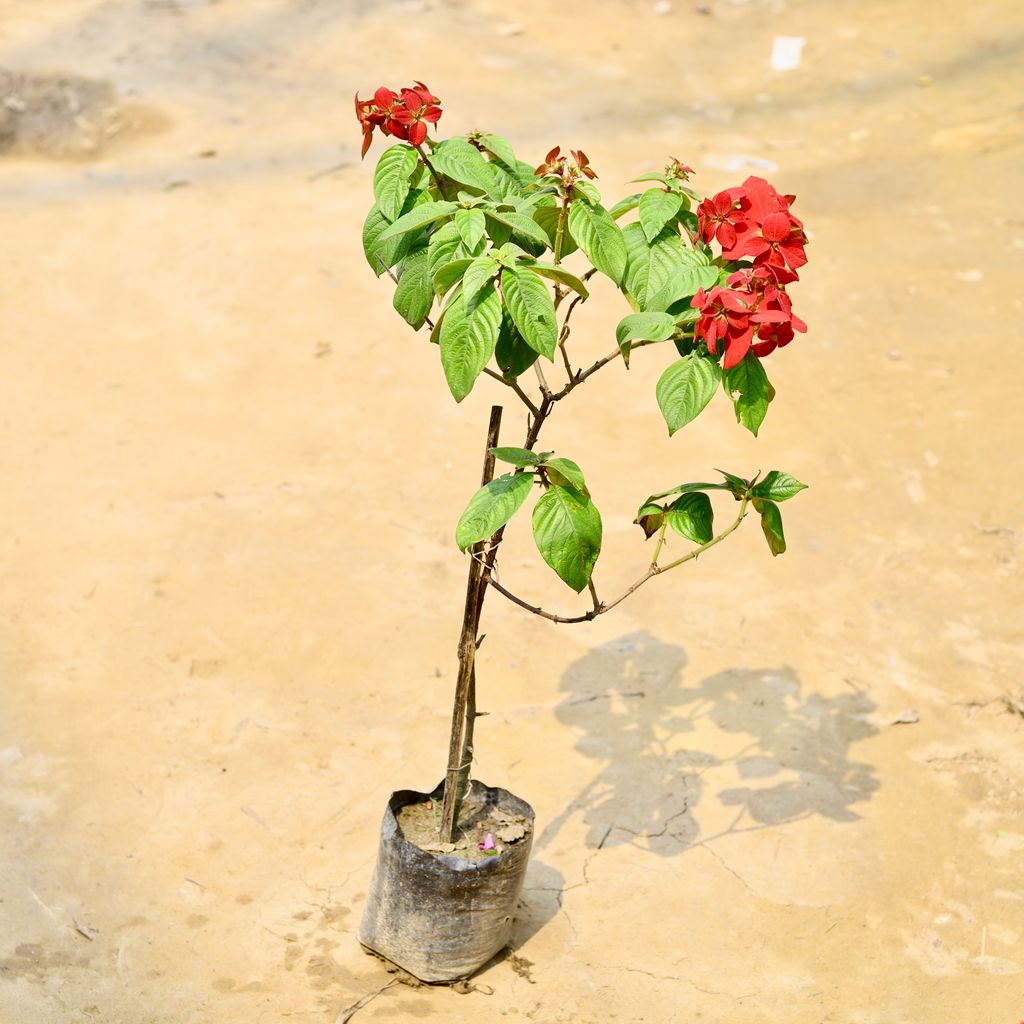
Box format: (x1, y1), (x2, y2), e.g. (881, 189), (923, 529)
(396, 798), (532, 861)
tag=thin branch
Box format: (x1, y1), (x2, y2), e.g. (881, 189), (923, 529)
(587, 578), (601, 612)
(558, 337), (574, 384)
(415, 143), (447, 196)
(486, 575), (599, 624)
(650, 517), (669, 568)
(559, 291), (587, 338)
(482, 367), (540, 418)
(533, 361), (553, 402)
(484, 498), (750, 625)
(551, 336), (667, 402)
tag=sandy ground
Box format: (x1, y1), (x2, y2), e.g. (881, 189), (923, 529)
(1, 0), (1023, 1020)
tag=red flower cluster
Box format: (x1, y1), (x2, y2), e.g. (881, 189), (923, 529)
(354, 82), (442, 157)
(692, 176), (809, 368)
(692, 266), (807, 370)
(696, 176), (808, 283)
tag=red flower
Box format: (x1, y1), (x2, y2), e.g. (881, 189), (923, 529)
(737, 207), (808, 276)
(354, 93), (384, 158)
(354, 81), (442, 157)
(697, 176), (809, 279)
(750, 284), (807, 357)
(738, 176), (794, 226)
(696, 187), (749, 251)
(693, 267), (806, 367)
(692, 284), (757, 369)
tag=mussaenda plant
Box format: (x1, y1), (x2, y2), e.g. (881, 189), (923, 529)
(356, 82), (809, 843)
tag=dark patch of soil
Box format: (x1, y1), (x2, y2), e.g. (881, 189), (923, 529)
(0, 68), (121, 157)
(396, 797), (532, 862)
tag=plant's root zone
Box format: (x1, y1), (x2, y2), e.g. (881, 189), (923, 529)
(396, 797), (532, 861)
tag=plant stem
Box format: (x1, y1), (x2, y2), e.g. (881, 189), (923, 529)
(482, 367), (540, 418)
(553, 198), (569, 266)
(415, 143), (448, 198)
(439, 405), (503, 841)
(484, 497), (750, 624)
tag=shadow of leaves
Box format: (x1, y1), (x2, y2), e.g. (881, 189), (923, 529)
(536, 631), (879, 856)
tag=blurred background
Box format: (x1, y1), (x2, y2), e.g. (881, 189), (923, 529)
(1, 1), (1022, 1021)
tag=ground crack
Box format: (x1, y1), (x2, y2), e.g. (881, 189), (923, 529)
(698, 844), (757, 896)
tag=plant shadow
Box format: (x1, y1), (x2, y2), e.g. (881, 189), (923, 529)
(535, 631), (880, 856)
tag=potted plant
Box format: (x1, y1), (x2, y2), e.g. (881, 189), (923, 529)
(353, 82), (809, 983)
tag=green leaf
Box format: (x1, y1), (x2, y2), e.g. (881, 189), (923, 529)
(462, 255), (500, 306)
(432, 258), (473, 298)
(502, 266), (558, 359)
(363, 203), (412, 276)
(477, 132), (517, 169)
(379, 200), (459, 241)
(534, 206), (578, 258)
(642, 481), (726, 506)
(431, 138), (497, 194)
(489, 161), (526, 200)
(623, 223), (684, 310)
(630, 171), (672, 185)
(392, 243), (433, 329)
(439, 288), (499, 402)
(373, 144), (420, 222)
(751, 471), (808, 503)
(490, 447), (551, 468)
(645, 256), (719, 313)
(483, 209), (550, 252)
(456, 472), (535, 551)
(666, 492), (714, 544)
(495, 314), (539, 377)
(634, 502), (665, 539)
(426, 220), (461, 279)
(723, 353), (776, 437)
(523, 261), (589, 298)
(615, 311), (676, 366)
(455, 208), (486, 251)
(532, 485), (602, 593)
(466, 279), (502, 356)
(571, 180), (601, 204)
(609, 193), (642, 219)
(544, 457), (588, 496)
(568, 200), (628, 285)
(638, 189), (684, 243)
(757, 499), (786, 556)
(717, 469), (750, 496)
(656, 354), (722, 436)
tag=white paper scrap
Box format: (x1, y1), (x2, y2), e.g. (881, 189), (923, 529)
(771, 36), (806, 72)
